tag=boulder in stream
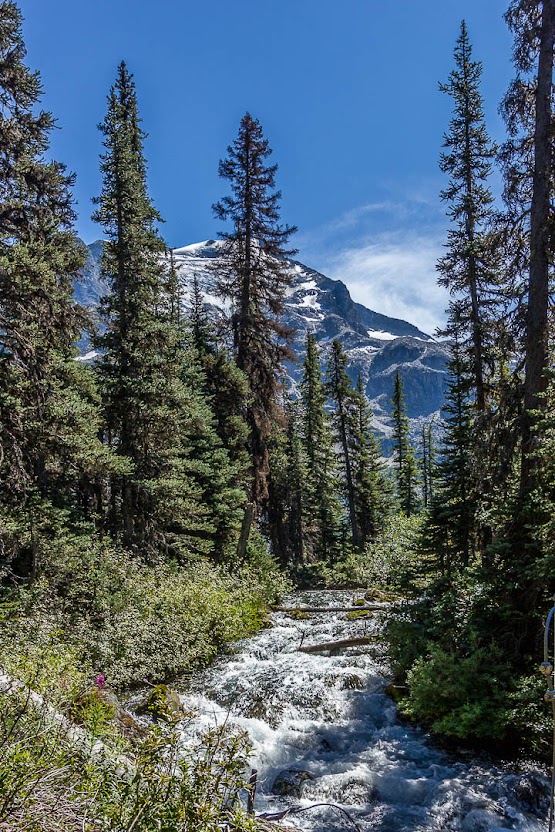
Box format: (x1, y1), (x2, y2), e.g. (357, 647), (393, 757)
(136, 684), (183, 722)
(271, 768), (314, 797)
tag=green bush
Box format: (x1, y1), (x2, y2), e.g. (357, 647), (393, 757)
(402, 644), (512, 742)
(0, 677), (262, 832)
(313, 513), (425, 591)
(1, 532), (286, 690)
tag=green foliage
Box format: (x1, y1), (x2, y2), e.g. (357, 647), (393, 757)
(1, 533), (283, 690)
(391, 371), (419, 516)
(0, 671), (263, 832)
(214, 112), (297, 505)
(300, 334), (343, 562)
(402, 645), (511, 742)
(353, 513), (424, 591)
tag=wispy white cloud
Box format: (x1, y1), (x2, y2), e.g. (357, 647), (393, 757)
(323, 232), (448, 336)
(297, 193), (449, 336)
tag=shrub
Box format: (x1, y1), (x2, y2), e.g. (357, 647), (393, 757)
(402, 644), (512, 743)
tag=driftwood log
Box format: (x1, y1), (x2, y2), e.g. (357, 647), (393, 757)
(275, 605), (384, 613)
(298, 635), (379, 654)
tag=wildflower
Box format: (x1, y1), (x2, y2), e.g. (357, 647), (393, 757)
(94, 673), (106, 688)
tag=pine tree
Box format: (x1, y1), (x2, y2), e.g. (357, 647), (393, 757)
(350, 375), (390, 545)
(501, 1), (555, 503)
(188, 273), (213, 355)
(430, 329), (476, 573)
(391, 371), (418, 516)
(326, 340), (362, 548)
(0, 2), (109, 576)
(300, 334), (342, 561)
(213, 112), (297, 506)
(420, 419), (436, 509)
(184, 278), (250, 482)
(438, 21), (499, 414)
(270, 399), (311, 571)
(93, 62), (235, 559)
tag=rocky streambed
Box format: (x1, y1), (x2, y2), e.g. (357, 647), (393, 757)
(174, 590), (550, 831)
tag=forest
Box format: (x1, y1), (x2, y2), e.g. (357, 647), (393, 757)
(1, 0), (555, 830)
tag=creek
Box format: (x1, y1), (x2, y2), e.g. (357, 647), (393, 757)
(180, 590), (550, 831)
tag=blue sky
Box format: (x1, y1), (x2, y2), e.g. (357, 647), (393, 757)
(20, 0), (513, 334)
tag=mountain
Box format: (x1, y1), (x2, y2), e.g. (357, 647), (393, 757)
(78, 239), (450, 438)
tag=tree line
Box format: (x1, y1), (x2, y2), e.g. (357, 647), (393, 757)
(390, 2), (555, 752)
(0, 2), (404, 587)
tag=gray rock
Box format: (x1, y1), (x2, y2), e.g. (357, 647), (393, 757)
(271, 768), (314, 798)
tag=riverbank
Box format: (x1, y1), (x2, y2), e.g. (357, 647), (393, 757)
(0, 545), (287, 831)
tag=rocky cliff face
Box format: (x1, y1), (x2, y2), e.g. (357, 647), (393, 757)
(79, 239), (450, 438)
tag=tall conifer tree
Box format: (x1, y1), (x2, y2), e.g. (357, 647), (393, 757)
(391, 371), (418, 516)
(438, 21), (498, 413)
(0, 2), (108, 576)
(300, 333), (342, 561)
(326, 339), (362, 549)
(350, 376), (390, 545)
(93, 63), (242, 560)
(213, 113), (296, 506)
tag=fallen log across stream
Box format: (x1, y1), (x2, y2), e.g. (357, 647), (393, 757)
(298, 635), (379, 653)
(273, 605), (384, 613)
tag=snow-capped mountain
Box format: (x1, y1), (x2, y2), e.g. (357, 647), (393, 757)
(77, 239), (449, 433)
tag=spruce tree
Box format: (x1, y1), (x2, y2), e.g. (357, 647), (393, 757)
(420, 419), (436, 509)
(391, 371), (418, 516)
(184, 279), (250, 482)
(502, 1), (555, 505)
(93, 63), (241, 560)
(213, 113), (297, 506)
(438, 21), (499, 414)
(350, 375), (390, 545)
(326, 339), (362, 549)
(300, 333), (342, 561)
(0, 2), (109, 576)
(494, 0), (555, 653)
(430, 330), (476, 572)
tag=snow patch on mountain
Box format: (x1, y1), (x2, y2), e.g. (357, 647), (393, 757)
(78, 239), (450, 433)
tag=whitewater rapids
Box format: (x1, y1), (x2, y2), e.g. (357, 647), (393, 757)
(179, 590), (549, 831)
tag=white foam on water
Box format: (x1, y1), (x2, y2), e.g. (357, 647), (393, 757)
(177, 590), (549, 832)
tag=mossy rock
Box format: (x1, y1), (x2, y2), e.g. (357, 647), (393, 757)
(71, 687), (146, 741)
(384, 684), (408, 703)
(136, 684), (183, 722)
(287, 608), (310, 620)
(352, 598), (366, 607)
(364, 588), (403, 603)
(346, 610), (373, 620)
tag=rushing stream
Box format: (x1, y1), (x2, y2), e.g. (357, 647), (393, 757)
(179, 590), (550, 831)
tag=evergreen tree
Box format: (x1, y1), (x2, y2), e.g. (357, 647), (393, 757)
(0, 2), (109, 577)
(429, 330), (476, 573)
(420, 418), (436, 509)
(184, 278), (250, 482)
(93, 63), (243, 560)
(188, 273), (213, 355)
(213, 112), (297, 506)
(502, 0), (555, 504)
(350, 375), (390, 545)
(497, 0), (555, 649)
(391, 371), (418, 516)
(300, 334), (342, 561)
(268, 399), (311, 572)
(438, 21), (499, 414)
(326, 340), (361, 549)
